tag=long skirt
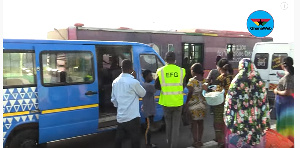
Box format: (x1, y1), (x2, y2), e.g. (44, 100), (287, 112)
(275, 95), (294, 143)
(225, 127), (265, 148)
(213, 103), (225, 144)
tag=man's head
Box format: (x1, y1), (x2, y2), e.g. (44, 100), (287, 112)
(216, 56), (222, 65)
(143, 69), (153, 83)
(165, 51), (176, 64)
(121, 59), (133, 73)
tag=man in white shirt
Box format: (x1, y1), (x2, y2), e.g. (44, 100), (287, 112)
(111, 59), (146, 148)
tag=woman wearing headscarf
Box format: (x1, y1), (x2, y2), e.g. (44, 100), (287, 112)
(224, 58), (270, 148)
(274, 56), (294, 143)
(213, 58), (234, 148)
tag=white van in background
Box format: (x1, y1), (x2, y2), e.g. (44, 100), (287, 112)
(251, 42), (294, 112)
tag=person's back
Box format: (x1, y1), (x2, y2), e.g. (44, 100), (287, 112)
(155, 51), (185, 148)
(111, 59), (146, 148)
(224, 58), (270, 147)
(141, 70), (157, 148)
(157, 64), (185, 107)
(112, 74), (142, 122)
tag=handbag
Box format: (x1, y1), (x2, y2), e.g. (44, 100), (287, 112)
(265, 129), (294, 148)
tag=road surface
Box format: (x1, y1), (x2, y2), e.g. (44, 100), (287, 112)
(46, 107), (276, 148)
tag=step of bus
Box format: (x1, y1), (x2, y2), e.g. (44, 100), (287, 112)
(98, 120), (118, 129)
(98, 115), (117, 128)
(99, 114), (117, 122)
(98, 125), (118, 131)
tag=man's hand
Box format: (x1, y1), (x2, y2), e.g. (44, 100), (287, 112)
(131, 70), (137, 79)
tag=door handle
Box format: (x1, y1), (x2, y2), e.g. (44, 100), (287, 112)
(85, 91), (98, 96)
(269, 73), (276, 75)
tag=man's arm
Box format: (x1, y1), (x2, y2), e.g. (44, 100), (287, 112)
(133, 81), (146, 98)
(155, 77), (161, 90)
(206, 70), (213, 84)
(274, 88), (293, 96)
(111, 84), (118, 107)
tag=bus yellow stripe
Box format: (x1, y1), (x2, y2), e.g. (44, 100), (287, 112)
(42, 104), (98, 114)
(3, 111), (30, 117)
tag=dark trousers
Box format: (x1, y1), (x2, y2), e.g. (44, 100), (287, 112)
(145, 115), (154, 145)
(115, 117), (141, 148)
(163, 106), (182, 148)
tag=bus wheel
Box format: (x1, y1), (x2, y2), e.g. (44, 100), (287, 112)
(7, 129), (41, 148)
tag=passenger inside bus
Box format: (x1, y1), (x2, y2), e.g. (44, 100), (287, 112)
(96, 45), (132, 128)
(109, 55), (122, 82)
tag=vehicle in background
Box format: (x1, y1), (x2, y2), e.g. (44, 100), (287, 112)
(3, 39), (183, 148)
(251, 42), (294, 118)
(48, 26), (273, 80)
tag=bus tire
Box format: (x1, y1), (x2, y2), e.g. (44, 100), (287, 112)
(6, 129), (46, 148)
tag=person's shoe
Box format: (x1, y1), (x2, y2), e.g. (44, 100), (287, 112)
(146, 143), (157, 148)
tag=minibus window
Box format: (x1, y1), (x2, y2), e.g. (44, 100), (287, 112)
(41, 51), (94, 86)
(254, 53), (269, 69)
(140, 54), (164, 73)
(3, 52), (36, 87)
(271, 53), (288, 70)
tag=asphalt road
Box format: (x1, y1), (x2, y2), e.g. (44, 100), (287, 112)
(46, 107), (276, 148)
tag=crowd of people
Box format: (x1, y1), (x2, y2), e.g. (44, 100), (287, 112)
(111, 51), (294, 148)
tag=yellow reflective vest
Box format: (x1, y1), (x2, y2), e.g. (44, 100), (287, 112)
(156, 64), (186, 107)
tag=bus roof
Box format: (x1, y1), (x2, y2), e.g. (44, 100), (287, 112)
(3, 39), (150, 47)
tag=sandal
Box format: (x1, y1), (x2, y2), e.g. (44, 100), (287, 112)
(196, 142), (203, 147)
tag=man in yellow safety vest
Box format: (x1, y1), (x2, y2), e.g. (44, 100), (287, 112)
(155, 51), (186, 148)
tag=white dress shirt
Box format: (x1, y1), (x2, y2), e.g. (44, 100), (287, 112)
(111, 73), (146, 123)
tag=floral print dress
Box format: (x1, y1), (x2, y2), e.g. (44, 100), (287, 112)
(187, 77), (206, 120)
(224, 58), (270, 148)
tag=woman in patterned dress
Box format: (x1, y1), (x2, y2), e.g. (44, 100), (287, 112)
(274, 57), (294, 143)
(186, 63), (206, 148)
(214, 58), (233, 148)
(224, 58), (270, 148)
